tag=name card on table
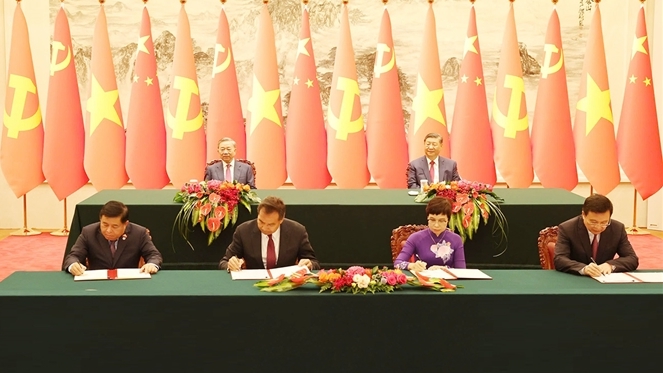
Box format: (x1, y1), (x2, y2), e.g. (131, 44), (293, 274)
(74, 269), (151, 281)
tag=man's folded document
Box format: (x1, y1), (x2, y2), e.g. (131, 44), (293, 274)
(230, 265), (310, 280)
(592, 272), (663, 283)
(74, 268), (151, 281)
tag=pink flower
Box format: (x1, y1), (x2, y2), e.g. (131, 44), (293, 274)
(346, 266), (366, 277)
(200, 203), (212, 217)
(385, 272), (398, 286)
(462, 202), (474, 216)
(456, 193), (470, 205)
(397, 273), (407, 285)
(463, 214), (473, 228)
(452, 201), (462, 213)
(214, 206), (226, 218)
(207, 217), (221, 232)
(208, 193), (221, 204)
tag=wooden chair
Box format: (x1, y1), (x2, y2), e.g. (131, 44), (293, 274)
(537, 226), (558, 270)
(205, 159), (257, 184)
(390, 224), (427, 262)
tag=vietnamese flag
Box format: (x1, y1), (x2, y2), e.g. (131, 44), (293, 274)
(126, 6), (169, 189)
(286, 5), (331, 189)
(490, 3), (533, 188)
(206, 5), (245, 161)
(84, 4), (128, 190)
(409, 3), (449, 161)
(366, 8), (408, 189)
(617, 6), (663, 200)
(449, 5), (495, 185)
(326, 2), (369, 189)
(573, 4), (619, 195)
(166, 3), (206, 188)
(246, 4), (286, 189)
(1, 2), (45, 197)
(531, 7), (577, 191)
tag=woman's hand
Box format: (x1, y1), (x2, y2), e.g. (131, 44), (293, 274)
(407, 261), (427, 272)
(428, 265), (447, 271)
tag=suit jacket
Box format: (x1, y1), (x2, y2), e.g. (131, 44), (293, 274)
(218, 218), (320, 270)
(204, 160), (256, 189)
(407, 156), (460, 189)
(62, 222), (163, 271)
(554, 216), (638, 274)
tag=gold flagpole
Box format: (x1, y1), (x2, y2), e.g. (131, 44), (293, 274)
(626, 189), (648, 235)
(51, 198), (70, 236)
(10, 194), (41, 236)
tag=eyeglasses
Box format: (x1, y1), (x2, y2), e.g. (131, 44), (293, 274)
(427, 218), (448, 225)
(586, 220), (611, 228)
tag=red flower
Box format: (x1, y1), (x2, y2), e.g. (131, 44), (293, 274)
(463, 214), (472, 228)
(452, 201), (462, 213)
(208, 193), (221, 204)
(207, 217), (221, 232)
(200, 203), (212, 217)
(456, 193), (470, 205)
(462, 202), (474, 216)
(214, 206), (226, 219)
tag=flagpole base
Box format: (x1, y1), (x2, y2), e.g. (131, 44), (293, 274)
(10, 228), (42, 236)
(50, 228), (70, 237)
(625, 226), (649, 235)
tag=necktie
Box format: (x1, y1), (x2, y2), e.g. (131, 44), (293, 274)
(429, 161), (435, 183)
(109, 240), (116, 257)
(225, 164), (231, 182)
(591, 235), (598, 259)
(266, 234), (276, 269)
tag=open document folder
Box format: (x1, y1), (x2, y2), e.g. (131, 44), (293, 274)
(74, 268), (151, 281)
(418, 268), (492, 280)
(593, 272), (663, 283)
(230, 265), (310, 280)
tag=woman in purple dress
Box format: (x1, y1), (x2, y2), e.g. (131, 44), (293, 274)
(394, 197), (465, 271)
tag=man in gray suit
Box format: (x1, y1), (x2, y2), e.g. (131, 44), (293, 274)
(554, 194), (638, 276)
(219, 196), (320, 271)
(204, 137), (256, 189)
(407, 132), (460, 189)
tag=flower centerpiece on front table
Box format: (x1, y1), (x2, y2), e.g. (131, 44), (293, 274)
(173, 180), (261, 246)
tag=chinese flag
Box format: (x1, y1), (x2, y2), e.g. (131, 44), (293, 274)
(326, 3), (369, 189)
(84, 4), (128, 190)
(246, 4), (286, 189)
(409, 3), (449, 161)
(531, 8), (577, 191)
(617, 7), (663, 200)
(449, 5), (495, 185)
(286, 5), (331, 189)
(125, 6), (169, 189)
(166, 4), (206, 188)
(490, 3), (533, 188)
(1, 3), (45, 197)
(573, 5), (619, 195)
(43, 5), (87, 200)
(206, 5), (245, 161)
(366, 8), (408, 189)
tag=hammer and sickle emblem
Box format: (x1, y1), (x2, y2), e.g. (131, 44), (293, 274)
(212, 43), (232, 78)
(327, 77), (364, 141)
(491, 75), (529, 138)
(3, 74), (42, 139)
(166, 76), (203, 139)
(50, 41), (71, 76)
(374, 43), (395, 78)
(541, 43), (564, 79)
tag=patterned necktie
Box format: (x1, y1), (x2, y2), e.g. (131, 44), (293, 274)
(266, 234), (276, 269)
(429, 161), (435, 183)
(109, 240), (116, 257)
(591, 234), (598, 259)
(225, 164), (231, 182)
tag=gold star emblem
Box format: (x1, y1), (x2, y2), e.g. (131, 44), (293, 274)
(463, 35), (478, 57)
(576, 74), (613, 135)
(145, 76), (153, 86)
(412, 74), (445, 134)
(305, 79), (314, 88)
(629, 75), (637, 84)
(644, 77), (651, 86)
(247, 75), (281, 135)
(474, 77), (482, 86)
(461, 75), (468, 83)
(293, 77), (300, 85)
(137, 35), (150, 55)
(297, 38), (311, 57)
(86, 75), (122, 134)
(632, 35), (647, 59)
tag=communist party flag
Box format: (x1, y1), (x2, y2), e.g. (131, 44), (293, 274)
(206, 5), (245, 161)
(84, 4), (128, 190)
(246, 3), (286, 189)
(449, 4), (495, 185)
(125, 5), (169, 189)
(490, 3), (533, 188)
(43, 3), (87, 200)
(365, 7), (408, 189)
(1, 2), (45, 197)
(531, 7), (577, 191)
(573, 4), (619, 195)
(326, 2), (369, 188)
(617, 6), (663, 200)
(409, 2), (448, 161)
(166, 3), (206, 188)
(286, 4), (331, 189)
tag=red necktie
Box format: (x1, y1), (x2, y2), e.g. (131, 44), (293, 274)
(225, 164), (232, 182)
(429, 161), (435, 183)
(109, 240), (116, 257)
(591, 235), (598, 259)
(266, 234), (276, 269)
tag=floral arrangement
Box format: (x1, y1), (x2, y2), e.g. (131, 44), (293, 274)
(173, 180), (261, 246)
(414, 180), (507, 243)
(254, 266), (460, 293)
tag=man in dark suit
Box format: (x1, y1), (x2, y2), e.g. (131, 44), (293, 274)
(407, 132), (460, 189)
(219, 196), (320, 271)
(62, 201), (163, 275)
(554, 194), (638, 276)
(204, 137), (256, 189)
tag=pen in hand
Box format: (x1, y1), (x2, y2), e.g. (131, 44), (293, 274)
(590, 257), (606, 277)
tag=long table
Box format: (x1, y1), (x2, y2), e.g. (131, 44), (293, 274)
(0, 270), (661, 372)
(64, 189), (585, 270)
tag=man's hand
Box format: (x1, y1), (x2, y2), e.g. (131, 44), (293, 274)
(407, 261), (427, 272)
(598, 263), (613, 275)
(583, 263), (603, 277)
(69, 262), (86, 276)
(298, 259), (313, 270)
(227, 256), (244, 272)
(140, 263), (159, 274)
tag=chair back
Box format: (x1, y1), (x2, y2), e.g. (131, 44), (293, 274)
(205, 159), (257, 185)
(390, 224), (427, 262)
(537, 226), (558, 270)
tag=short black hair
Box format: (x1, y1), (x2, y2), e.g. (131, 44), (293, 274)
(99, 201), (129, 222)
(258, 196), (286, 220)
(425, 197), (452, 219)
(582, 194), (613, 216)
(424, 133), (443, 145)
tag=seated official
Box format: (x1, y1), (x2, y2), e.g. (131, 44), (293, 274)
(407, 132), (460, 189)
(204, 137), (256, 189)
(394, 197), (465, 271)
(219, 196), (320, 271)
(554, 194), (638, 277)
(62, 201), (163, 276)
